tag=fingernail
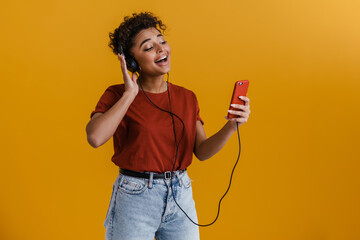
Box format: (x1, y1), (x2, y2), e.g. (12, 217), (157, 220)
(230, 104), (235, 107)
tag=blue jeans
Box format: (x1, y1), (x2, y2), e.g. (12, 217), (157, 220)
(104, 169), (200, 240)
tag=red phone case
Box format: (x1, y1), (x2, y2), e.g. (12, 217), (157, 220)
(227, 80), (249, 119)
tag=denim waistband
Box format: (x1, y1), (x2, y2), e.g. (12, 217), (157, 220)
(120, 168), (186, 180)
(118, 168), (187, 188)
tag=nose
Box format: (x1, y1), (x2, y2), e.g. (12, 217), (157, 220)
(156, 44), (164, 53)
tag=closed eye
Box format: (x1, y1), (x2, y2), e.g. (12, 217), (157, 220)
(144, 41), (166, 51)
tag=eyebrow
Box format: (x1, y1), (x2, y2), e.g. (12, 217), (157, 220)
(139, 34), (163, 48)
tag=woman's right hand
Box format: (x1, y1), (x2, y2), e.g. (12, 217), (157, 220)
(118, 53), (139, 96)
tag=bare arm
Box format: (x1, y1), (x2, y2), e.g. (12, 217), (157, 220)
(194, 96), (250, 161)
(194, 121), (237, 160)
(86, 91), (137, 148)
(86, 53), (139, 148)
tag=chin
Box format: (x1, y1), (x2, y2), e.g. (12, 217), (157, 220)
(153, 66), (171, 76)
(163, 65), (171, 74)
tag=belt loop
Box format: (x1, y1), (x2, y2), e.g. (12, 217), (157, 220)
(148, 172), (154, 189)
(174, 171), (182, 187)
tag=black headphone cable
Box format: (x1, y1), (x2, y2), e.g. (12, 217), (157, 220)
(138, 73), (242, 227)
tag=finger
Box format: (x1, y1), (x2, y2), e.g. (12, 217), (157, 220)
(230, 116), (248, 123)
(228, 110), (249, 117)
(118, 54), (128, 72)
(225, 116), (249, 126)
(131, 72), (138, 82)
(226, 117), (246, 127)
(117, 53), (124, 62)
(230, 104), (248, 111)
(230, 104), (250, 114)
(239, 96), (250, 107)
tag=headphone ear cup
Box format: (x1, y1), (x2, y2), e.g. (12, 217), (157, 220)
(126, 56), (140, 73)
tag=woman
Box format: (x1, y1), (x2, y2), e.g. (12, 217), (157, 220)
(86, 12), (250, 240)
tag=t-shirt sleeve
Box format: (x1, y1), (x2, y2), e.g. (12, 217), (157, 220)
(90, 86), (121, 118)
(194, 94), (204, 125)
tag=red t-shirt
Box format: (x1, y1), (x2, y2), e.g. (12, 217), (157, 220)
(90, 83), (204, 173)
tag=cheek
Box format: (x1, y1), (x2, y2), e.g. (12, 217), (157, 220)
(166, 44), (171, 54)
(136, 54), (154, 67)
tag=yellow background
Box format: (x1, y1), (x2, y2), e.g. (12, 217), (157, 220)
(1, 0), (359, 239)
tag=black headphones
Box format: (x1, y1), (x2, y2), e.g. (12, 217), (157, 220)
(118, 45), (140, 73)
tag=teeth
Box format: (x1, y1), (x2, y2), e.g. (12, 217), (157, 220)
(155, 56), (167, 62)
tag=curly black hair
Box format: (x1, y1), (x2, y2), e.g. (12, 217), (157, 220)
(108, 12), (167, 58)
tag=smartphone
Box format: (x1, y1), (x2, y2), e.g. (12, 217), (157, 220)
(227, 80), (249, 119)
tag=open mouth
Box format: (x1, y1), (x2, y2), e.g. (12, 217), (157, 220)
(155, 55), (168, 64)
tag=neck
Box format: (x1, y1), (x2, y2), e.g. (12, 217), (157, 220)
(138, 74), (168, 93)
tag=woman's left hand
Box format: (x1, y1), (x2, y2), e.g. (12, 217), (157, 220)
(225, 96), (251, 130)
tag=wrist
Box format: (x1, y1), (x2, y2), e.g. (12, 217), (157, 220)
(226, 120), (238, 133)
(123, 90), (137, 100)
(123, 89), (138, 98)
